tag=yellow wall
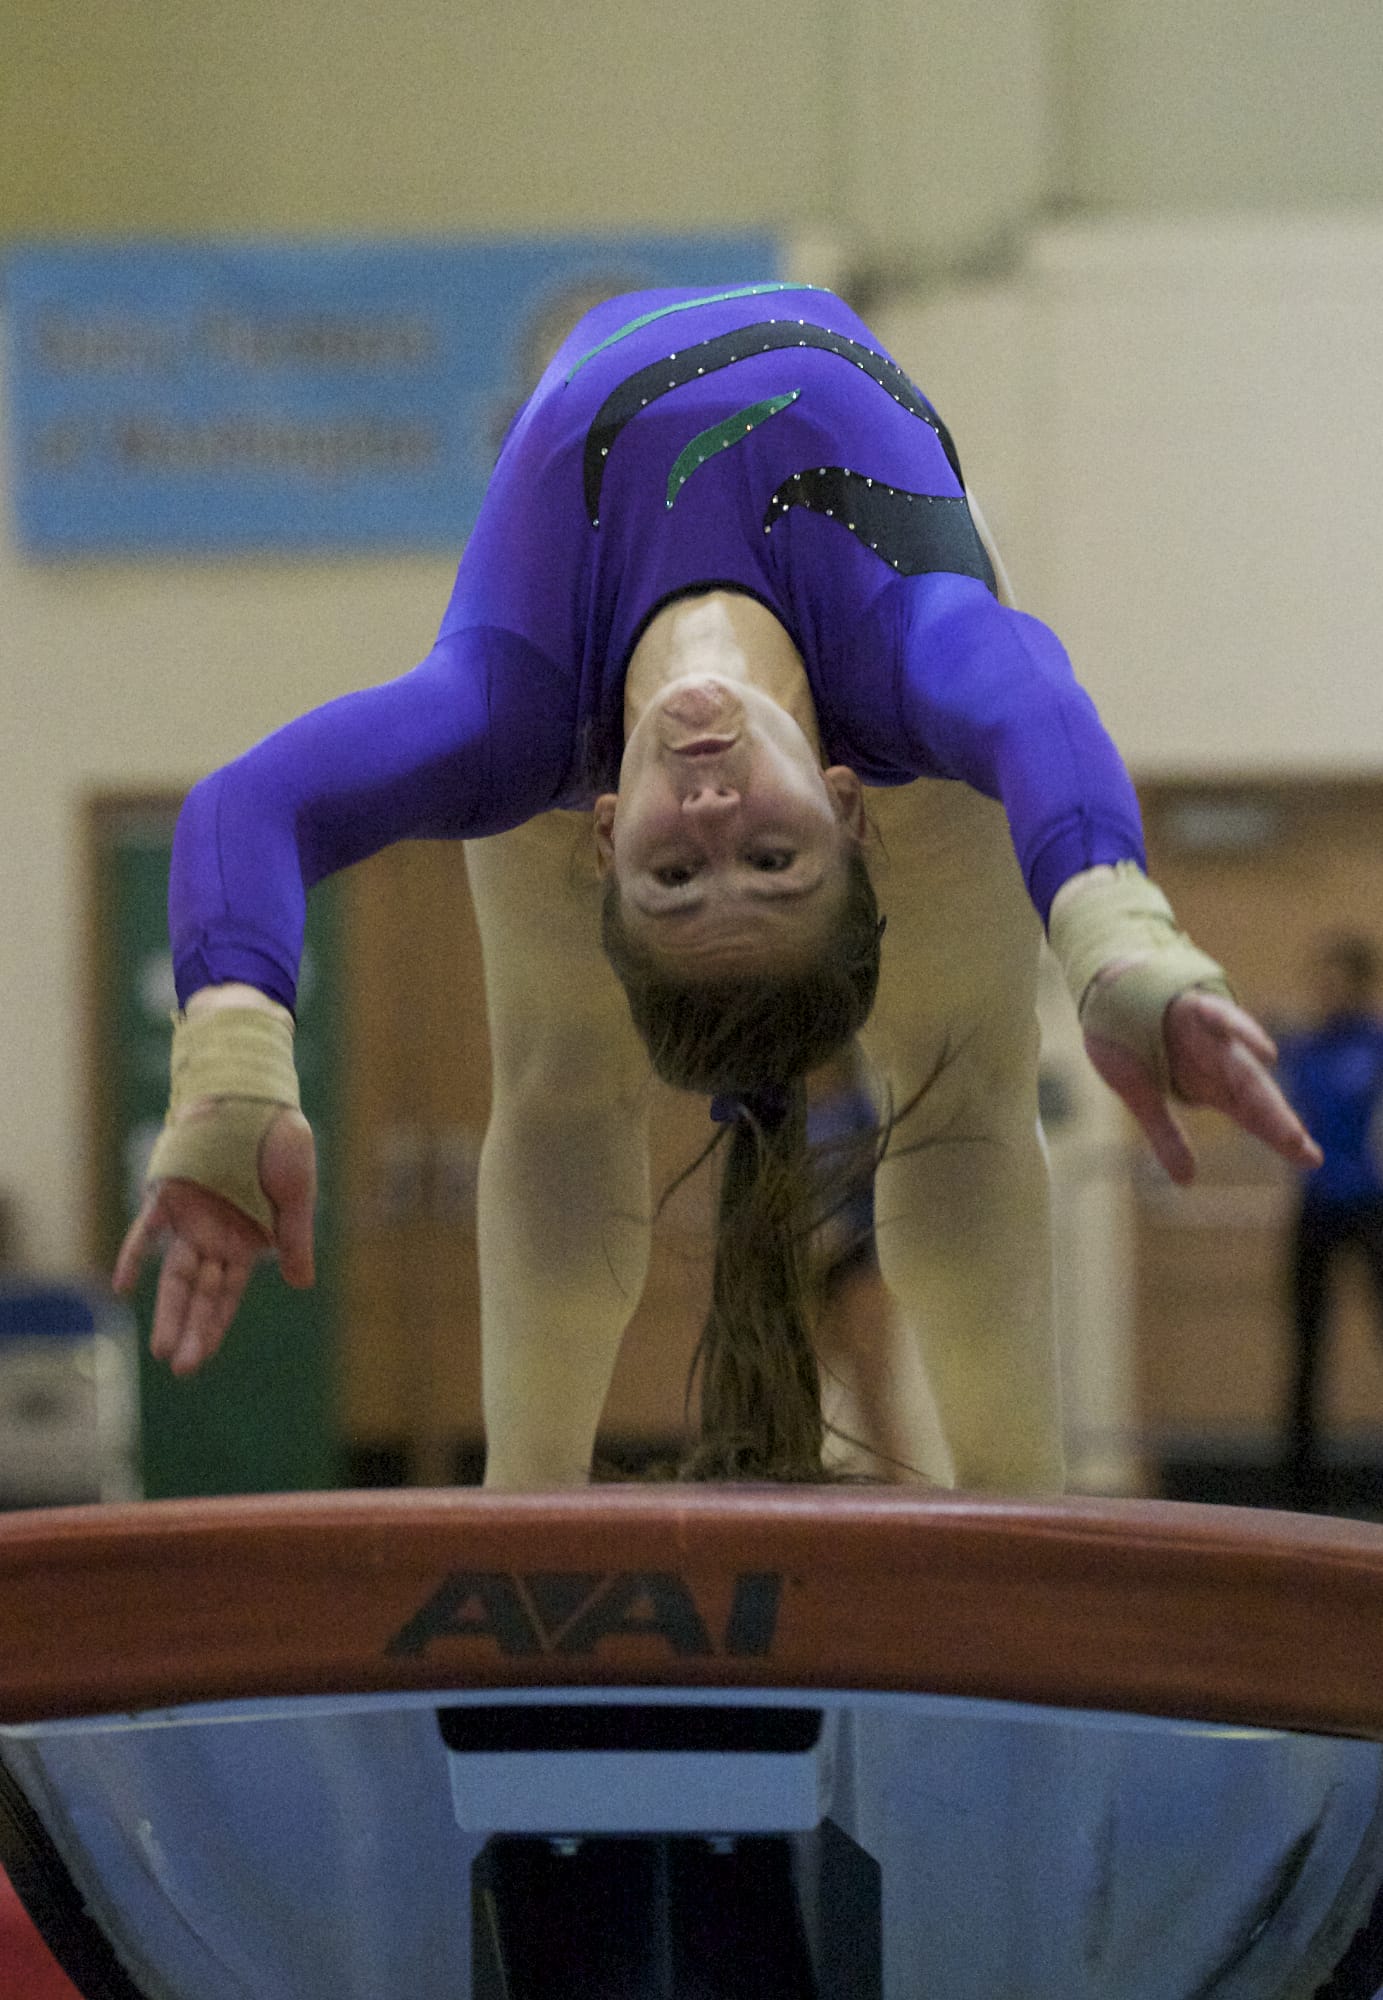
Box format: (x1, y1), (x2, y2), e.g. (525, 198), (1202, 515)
(1056, 0), (1383, 214)
(9, 0), (1383, 251)
(0, 0), (837, 237)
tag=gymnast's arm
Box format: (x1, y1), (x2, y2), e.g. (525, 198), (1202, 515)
(114, 627), (572, 1373)
(888, 571), (1320, 1178)
(169, 627), (567, 1009)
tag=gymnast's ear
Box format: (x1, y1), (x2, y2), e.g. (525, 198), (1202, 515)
(824, 765), (867, 842)
(591, 793), (617, 875)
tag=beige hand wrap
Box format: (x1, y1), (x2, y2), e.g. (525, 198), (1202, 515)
(144, 1007), (301, 1235)
(1047, 862), (1231, 1094)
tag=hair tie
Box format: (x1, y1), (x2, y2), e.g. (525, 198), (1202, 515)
(710, 1085), (790, 1132)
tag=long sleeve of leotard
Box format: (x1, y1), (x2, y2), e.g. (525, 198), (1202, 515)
(169, 626), (573, 1009)
(886, 569), (1146, 922)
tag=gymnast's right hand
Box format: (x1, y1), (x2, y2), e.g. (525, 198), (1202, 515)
(112, 987), (317, 1375)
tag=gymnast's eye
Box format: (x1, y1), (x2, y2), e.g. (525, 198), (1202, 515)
(653, 861), (698, 887)
(747, 848), (795, 872)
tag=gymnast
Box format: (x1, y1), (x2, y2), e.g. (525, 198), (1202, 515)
(114, 281), (1320, 1492)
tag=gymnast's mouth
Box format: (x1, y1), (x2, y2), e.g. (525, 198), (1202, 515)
(666, 736), (739, 757)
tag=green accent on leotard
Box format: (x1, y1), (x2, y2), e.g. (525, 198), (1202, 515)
(565, 283), (828, 381)
(665, 391), (801, 508)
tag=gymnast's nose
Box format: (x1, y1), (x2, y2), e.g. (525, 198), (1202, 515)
(680, 783), (740, 819)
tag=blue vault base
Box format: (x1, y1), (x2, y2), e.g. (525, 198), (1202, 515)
(4, 1683), (1383, 1999)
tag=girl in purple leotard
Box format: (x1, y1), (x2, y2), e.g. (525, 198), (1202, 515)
(117, 285), (1318, 1489)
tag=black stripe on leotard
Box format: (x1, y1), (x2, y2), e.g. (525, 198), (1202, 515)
(582, 319), (964, 526)
(762, 466), (997, 590)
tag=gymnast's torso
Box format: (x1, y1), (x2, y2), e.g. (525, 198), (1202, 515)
(442, 280), (1003, 799)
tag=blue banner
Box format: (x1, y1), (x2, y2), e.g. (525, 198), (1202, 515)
(3, 235), (782, 555)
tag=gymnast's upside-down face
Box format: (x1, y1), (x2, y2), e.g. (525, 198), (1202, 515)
(592, 674), (866, 976)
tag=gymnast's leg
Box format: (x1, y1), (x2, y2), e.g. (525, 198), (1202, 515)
(464, 815), (654, 1489)
(806, 1049), (954, 1484)
(860, 779), (1062, 1494)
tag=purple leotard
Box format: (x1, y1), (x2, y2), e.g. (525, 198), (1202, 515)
(171, 283), (1145, 1008)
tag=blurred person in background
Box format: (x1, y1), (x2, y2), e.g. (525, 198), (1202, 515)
(1278, 933), (1383, 1506)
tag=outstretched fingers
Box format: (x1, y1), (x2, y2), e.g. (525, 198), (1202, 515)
(1084, 1028), (1197, 1183)
(149, 1234), (255, 1375)
(111, 1108), (318, 1374)
(117, 1176), (272, 1375)
(1165, 990), (1322, 1172)
(112, 1192), (165, 1297)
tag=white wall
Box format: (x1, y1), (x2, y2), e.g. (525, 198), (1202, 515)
(877, 212), (1383, 772)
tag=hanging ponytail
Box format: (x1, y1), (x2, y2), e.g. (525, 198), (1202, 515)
(683, 1086), (824, 1478)
(601, 849), (886, 1479)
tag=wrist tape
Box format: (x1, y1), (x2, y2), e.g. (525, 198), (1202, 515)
(144, 1007), (301, 1235)
(1047, 862), (1231, 1093)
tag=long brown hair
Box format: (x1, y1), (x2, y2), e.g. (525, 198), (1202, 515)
(601, 847), (885, 1478)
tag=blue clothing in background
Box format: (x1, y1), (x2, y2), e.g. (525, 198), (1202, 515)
(1279, 1014), (1383, 1204)
(1277, 1008), (1383, 1495)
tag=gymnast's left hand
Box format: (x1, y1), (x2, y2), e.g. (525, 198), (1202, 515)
(1083, 983), (1323, 1187)
(113, 1108), (317, 1375)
